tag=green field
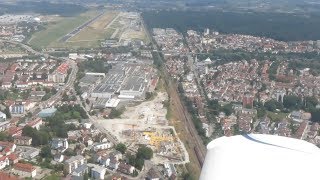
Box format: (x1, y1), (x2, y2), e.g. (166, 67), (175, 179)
(267, 111), (289, 122)
(29, 11), (99, 49)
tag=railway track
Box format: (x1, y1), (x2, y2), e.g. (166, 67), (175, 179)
(166, 80), (206, 167)
(142, 19), (207, 167)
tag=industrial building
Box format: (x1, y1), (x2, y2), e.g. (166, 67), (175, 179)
(200, 134), (320, 180)
(91, 63), (153, 99)
(38, 108), (57, 118)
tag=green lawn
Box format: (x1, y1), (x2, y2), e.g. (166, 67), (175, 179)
(29, 11), (99, 49)
(267, 111), (289, 122)
(43, 174), (61, 180)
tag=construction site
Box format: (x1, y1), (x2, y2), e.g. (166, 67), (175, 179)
(99, 92), (189, 164)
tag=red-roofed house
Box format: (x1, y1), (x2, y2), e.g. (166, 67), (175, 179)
(7, 126), (23, 137)
(48, 63), (69, 83)
(26, 118), (42, 130)
(13, 163), (37, 177)
(0, 171), (18, 180)
(8, 153), (19, 165)
(0, 141), (16, 156)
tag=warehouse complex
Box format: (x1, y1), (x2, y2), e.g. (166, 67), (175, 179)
(91, 63), (154, 99)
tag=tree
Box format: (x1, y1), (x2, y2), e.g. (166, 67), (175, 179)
(41, 72), (48, 80)
(221, 103), (233, 116)
(311, 109), (320, 122)
(136, 146), (153, 160)
(36, 86), (41, 91)
(115, 143), (127, 154)
(264, 99), (278, 112)
(64, 149), (76, 156)
(304, 96), (318, 111)
(127, 153), (144, 171)
(109, 108), (125, 119)
(62, 92), (69, 101)
(22, 126), (36, 137)
(135, 157), (144, 170)
(13, 74), (19, 81)
(283, 95), (302, 110)
(257, 107), (266, 118)
(51, 87), (57, 94)
(4, 106), (11, 119)
(40, 145), (52, 158)
(0, 132), (12, 141)
(145, 92), (154, 100)
(127, 153), (136, 166)
(83, 172), (89, 180)
(22, 126), (49, 146)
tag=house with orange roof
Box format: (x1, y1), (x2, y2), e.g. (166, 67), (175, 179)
(13, 163), (36, 177)
(7, 153), (19, 165)
(26, 118), (42, 130)
(0, 171), (19, 180)
(48, 63), (69, 83)
(0, 141), (16, 156)
(7, 126), (23, 137)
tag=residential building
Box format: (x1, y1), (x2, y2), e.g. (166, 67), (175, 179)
(109, 151), (122, 161)
(0, 156), (9, 169)
(13, 136), (32, 146)
(26, 118), (42, 130)
(54, 154), (65, 163)
(30, 91), (46, 99)
(10, 103), (24, 114)
(51, 138), (68, 152)
(0, 172), (18, 180)
(0, 121), (10, 132)
(146, 168), (161, 180)
(0, 111), (6, 121)
(92, 141), (112, 151)
(48, 63), (69, 83)
(16, 146), (39, 160)
(8, 153), (19, 165)
(164, 163), (176, 178)
(0, 141), (16, 156)
(117, 163), (135, 175)
(108, 157), (119, 170)
(71, 164), (88, 177)
(91, 166), (106, 180)
(291, 111), (303, 123)
(13, 163), (37, 177)
(64, 155), (86, 174)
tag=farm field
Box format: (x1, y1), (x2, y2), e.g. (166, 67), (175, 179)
(29, 11), (100, 49)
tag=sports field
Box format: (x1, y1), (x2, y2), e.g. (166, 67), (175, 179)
(29, 11), (100, 49)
